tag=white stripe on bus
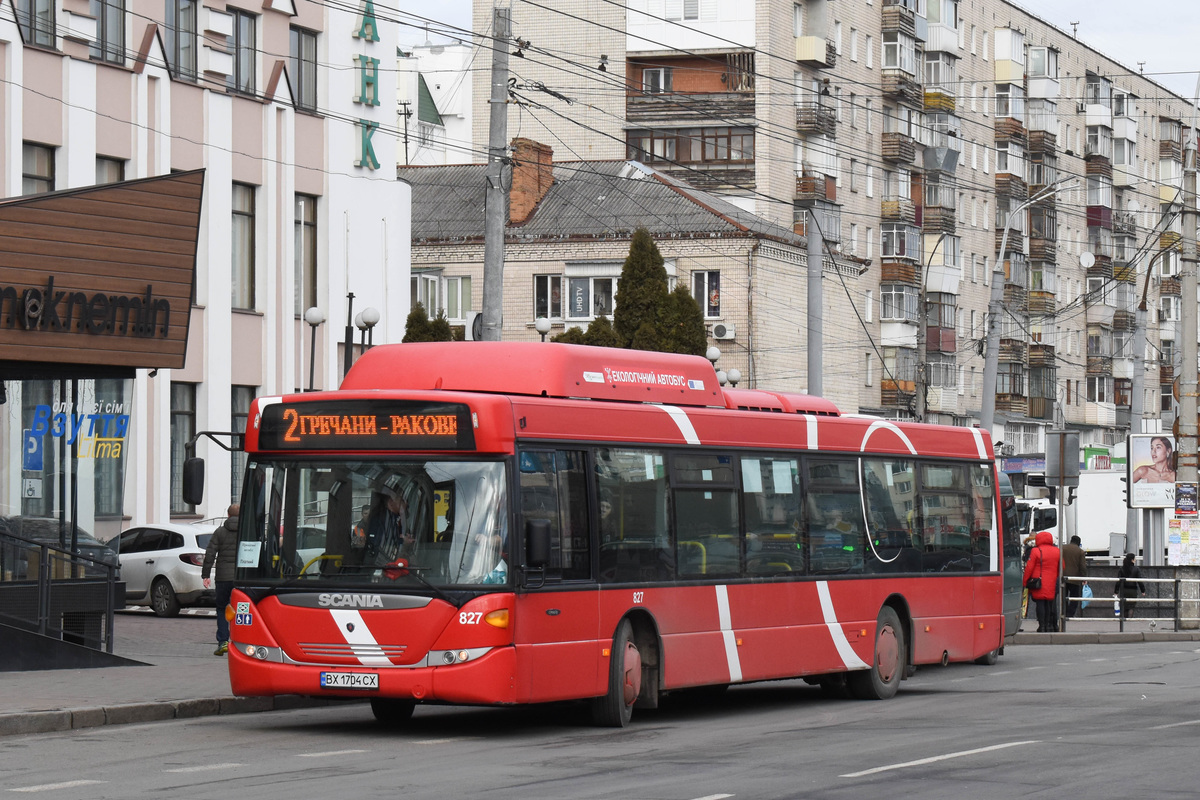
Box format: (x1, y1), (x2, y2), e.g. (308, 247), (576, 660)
(329, 609), (393, 666)
(816, 581), (869, 670)
(714, 585), (743, 683)
(970, 427), (988, 459)
(802, 414), (818, 450)
(659, 405), (701, 445)
(859, 420), (917, 455)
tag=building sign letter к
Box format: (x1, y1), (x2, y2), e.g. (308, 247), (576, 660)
(353, 0), (381, 170)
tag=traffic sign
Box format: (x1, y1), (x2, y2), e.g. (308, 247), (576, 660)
(22, 429), (43, 472)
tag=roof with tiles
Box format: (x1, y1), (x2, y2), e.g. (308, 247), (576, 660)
(398, 157), (805, 248)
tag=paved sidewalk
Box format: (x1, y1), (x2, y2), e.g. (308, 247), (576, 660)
(3, 609), (1199, 738)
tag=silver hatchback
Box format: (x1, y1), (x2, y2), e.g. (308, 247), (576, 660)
(113, 523), (214, 616)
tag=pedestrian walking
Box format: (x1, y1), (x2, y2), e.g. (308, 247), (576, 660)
(1022, 530), (1060, 632)
(1115, 552), (1146, 621)
(1062, 534), (1088, 618)
(201, 504), (240, 656)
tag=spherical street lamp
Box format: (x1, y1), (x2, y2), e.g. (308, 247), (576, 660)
(303, 306), (325, 391)
(535, 317), (552, 342)
(727, 368), (741, 387)
(706, 345), (721, 365)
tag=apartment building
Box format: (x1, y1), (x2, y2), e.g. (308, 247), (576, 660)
(463, 0), (1193, 469)
(0, 0), (409, 533)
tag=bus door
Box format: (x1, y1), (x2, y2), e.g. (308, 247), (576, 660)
(515, 448), (599, 701)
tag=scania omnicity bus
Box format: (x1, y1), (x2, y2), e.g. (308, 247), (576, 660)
(184, 342), (1016, 727)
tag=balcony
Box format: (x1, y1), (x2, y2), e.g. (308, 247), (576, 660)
(1085, 402), (1117, 427)
(881, 132), (917, 164)
(994, 118), (1027, 143)
(1027, 396), (1055, 420)
(995, 228), (1024, 256)
(999, 339), (1027, 363)
(1028, 291), (1056, 316)
(881, 71), (924, 106)
(1087, 255), (1113, 279)
(1161, 276), (1181, 296)
(1113, 310), (1135, 330)
(1113, 261), (1136, 282)
(1160, 139), (1183, 161)
(1087, 355), (1112, 376)
(1161, 231), (1182, 250)
(795, 37), (836, 69)
(881, 379), (916, 409)
(795, 170), (837, 204)
(627, 92), (756, 126)
(922, 206), (956, 234)
(1085, 154), (1113, 178)
(996, 395), (1028, 415)
(795, 102), (837, 137)
(1027, 129), (1057, 155)
(1085, 302), (1115, 328)
(995, 173), (1028, 200)
(1113, 211), (1136, 237)
(881, 196), (918, 223)
(1161, 364), (1175, 384)
(1028, 237), (1056, 262)
(880, 261), (920, 284)
(1028, 343), (1056, 368)
(881, 2), (917, 36)
(925, 386), (959, 414)
(926, 327), (956, 353)
(924, 89), (956, 113)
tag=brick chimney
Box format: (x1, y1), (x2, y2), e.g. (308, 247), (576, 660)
(509, 138), (554, 225)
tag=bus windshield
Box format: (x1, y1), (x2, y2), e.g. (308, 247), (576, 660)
(235, 458), (509, 588)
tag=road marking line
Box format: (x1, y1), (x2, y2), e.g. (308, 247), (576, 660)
(10, 781), (105, 792)
(691, 795), (734, 800)
(840, 740), (1040, 778)
(297, 749), (366, 758)
(164, 764), (243, 773)
(1149, 719), (1200, 730)
(413, 738), (471, 745)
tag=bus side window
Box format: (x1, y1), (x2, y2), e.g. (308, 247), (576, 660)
(861, 458), (922, 574)
(519, 450), (590, 580)
(596, 448), (671, 583)
(804, 458), (864, 574)
(740, 456), (803, 576)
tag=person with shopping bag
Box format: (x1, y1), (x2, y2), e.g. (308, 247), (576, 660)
(1022, 530), (1061, 632)
(1061, 534), (1088, 618)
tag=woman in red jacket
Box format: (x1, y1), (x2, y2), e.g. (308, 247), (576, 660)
(1022, 530), (1061, 632)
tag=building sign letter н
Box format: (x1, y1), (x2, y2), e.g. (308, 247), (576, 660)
(353, 0), (381, 170)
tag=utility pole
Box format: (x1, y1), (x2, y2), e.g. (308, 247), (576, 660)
(481, 5), (512, 342)
(1177, 113), (1199, 515)
(398, 101), (412, 165)
(806, 209), (823, 397)
(916, 233), (948, 423)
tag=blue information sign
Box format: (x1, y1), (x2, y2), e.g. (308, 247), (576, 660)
(22, 430), (43, 472)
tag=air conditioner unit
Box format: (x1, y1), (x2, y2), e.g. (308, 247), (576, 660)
(713, 323), (736, 340)
(465, 311), (482, 341)
(999, 443), (1016, 456)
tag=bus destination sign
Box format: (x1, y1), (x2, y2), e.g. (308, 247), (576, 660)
(257, 400), (476, 451)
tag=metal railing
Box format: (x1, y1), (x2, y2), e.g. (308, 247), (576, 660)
(0, 532), (121, 653)
(1059, 575), (1200, 633)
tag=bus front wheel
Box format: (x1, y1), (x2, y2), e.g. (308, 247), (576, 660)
(370, 697), (416, 726)
(848, 606), (905, 700)
(591, 618), (641, 727)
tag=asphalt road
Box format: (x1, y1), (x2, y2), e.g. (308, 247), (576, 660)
(3, 639), (1198, 798)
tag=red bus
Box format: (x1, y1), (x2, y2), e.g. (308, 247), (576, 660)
(187, 342), (1012, 727)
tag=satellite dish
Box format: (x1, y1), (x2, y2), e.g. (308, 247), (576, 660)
(471, 313), (484, 341)
(1079, 252), (1095, 269)
(1127, 199), (1141, 213)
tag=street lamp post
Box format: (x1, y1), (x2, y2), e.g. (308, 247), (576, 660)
(303, 306), (325, 391)
(981, 178), (1078, 432)
(535, 317), (552, 342)
(361, 307), (380, 348)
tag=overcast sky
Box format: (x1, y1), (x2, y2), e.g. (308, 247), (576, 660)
(396, 1), (1200, 104)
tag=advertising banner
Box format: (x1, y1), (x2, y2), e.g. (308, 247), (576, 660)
(1128, 434), (1176, 509)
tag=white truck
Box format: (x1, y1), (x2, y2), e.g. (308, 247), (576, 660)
(1021, 470), (1129, 557)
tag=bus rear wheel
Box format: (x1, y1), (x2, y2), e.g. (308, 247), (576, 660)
(591, 618), (641, 727)
(848, 607), (904, 700)
(370, 697), (416, 726)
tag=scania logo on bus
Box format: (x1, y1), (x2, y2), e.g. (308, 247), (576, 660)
(317, 593), (385, 608)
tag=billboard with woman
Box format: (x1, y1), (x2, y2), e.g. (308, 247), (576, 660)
(1128, 434), (1176, 508)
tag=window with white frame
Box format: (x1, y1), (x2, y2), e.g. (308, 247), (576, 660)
(665, 0), (700, 21)
(881, 222), (921, 260)
(692, 270), (721, 318)
(412, 272), (439, 313)
(880, 284), (919, 321)
(925, 52), (957, 94)
(995, 140), (1025, 179)
(994, 84), (1024, 121)
(1087, 174), (1113, 207)
(1086, 125), (1113, 159)
(643, 67), (671, 94)
(1160, 295), (1181, 322)
(1086, 375), (1113, 403)
(928, 353), (956, 388)
(883, 31), (916, 75)
(566, 276), (618, 320)
(1027, 46), (1057, 79)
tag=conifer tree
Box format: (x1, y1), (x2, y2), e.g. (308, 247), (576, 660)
(551, 326), (587, 345)
(428, 309), (454, 341)
(662, 284), (708, 356)
(402, 303), (433, 343)
(584, 315), (621, 348)
(612, 227), (669, 348)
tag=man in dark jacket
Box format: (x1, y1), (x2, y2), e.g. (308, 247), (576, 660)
(1061, 534), (1088, 618)
(202, 504), (240, 656)
(1116, 552), (1146, 620)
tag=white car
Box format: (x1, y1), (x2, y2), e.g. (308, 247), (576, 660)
(112, 522), (215, 616)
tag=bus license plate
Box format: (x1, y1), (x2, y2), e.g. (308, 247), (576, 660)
(320, 672), (379, 690)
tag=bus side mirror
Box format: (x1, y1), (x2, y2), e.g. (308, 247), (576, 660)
(182, 457), (205, 506)
(525, 519), (551, 567)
